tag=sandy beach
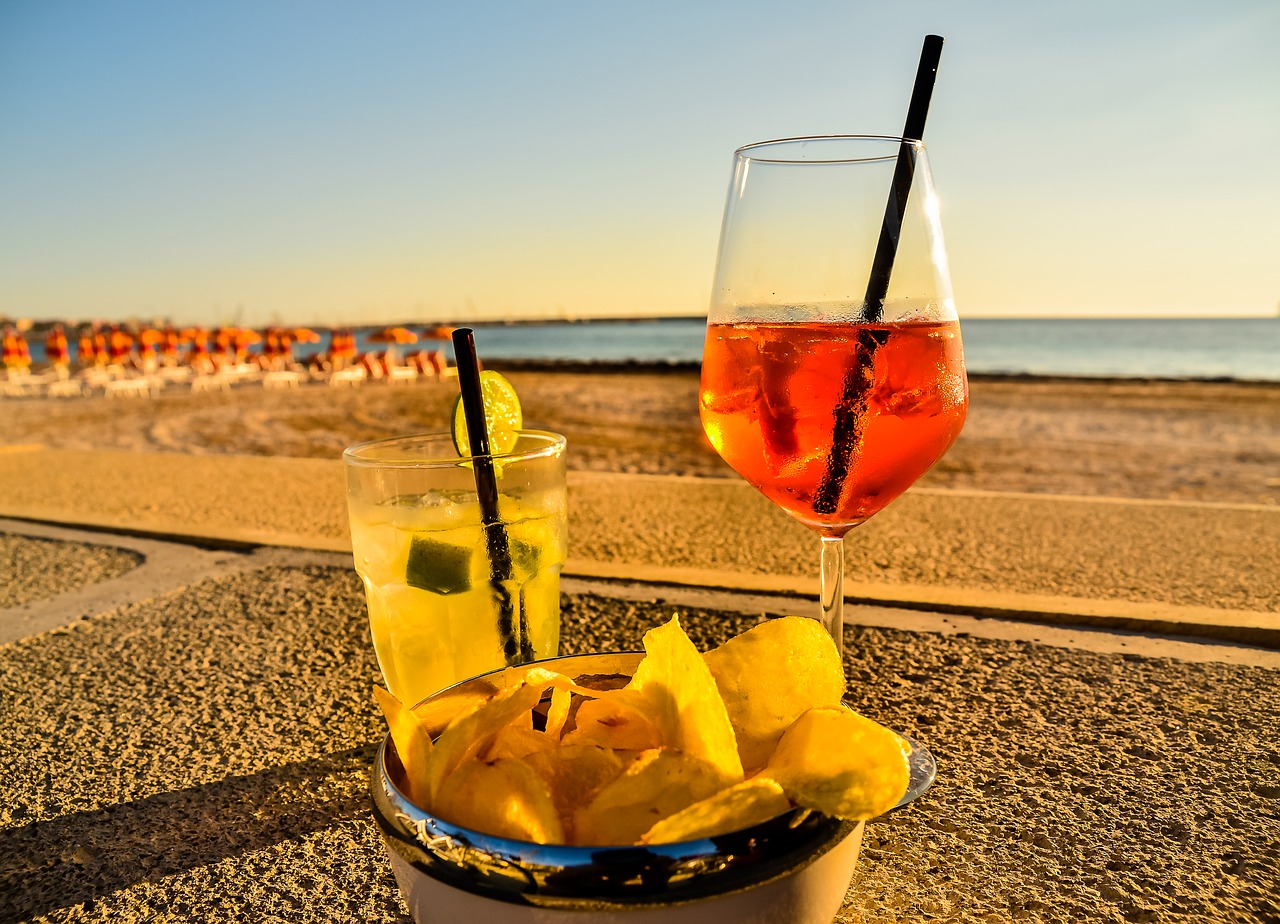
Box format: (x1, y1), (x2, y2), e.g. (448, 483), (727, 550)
(1, 368), (1277, 507)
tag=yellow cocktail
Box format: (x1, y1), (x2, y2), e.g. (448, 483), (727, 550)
(344, 430), (567, 707)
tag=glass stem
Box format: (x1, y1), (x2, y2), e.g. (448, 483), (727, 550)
(819, 534), (845, 655)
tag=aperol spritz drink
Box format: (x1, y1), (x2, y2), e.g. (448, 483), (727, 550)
(701, 319), (966, 536)
(700, 135), (966, 649)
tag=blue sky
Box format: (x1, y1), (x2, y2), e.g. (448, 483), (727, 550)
(1, 1), (1277, 326)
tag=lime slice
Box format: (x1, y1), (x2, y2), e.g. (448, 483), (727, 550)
(451, 370), (522, 457)
(507, 535), (541, 582)
(405, 535), (475, 595)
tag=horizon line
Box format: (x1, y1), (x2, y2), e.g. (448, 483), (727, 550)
(3, 310), (1277, 329)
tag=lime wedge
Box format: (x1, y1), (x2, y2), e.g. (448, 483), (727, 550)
(406, 535), (474, 596)
(507, 535), (541, 582)
(451, 370), (522, 457)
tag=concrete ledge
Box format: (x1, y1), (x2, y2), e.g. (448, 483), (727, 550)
(0, 506), (350, 555)
(0, 519), (255, 645)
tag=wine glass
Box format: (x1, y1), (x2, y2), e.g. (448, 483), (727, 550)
(699, 135), (968, 653)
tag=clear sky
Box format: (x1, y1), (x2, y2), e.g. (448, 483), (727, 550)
(2, 0), (1277, 327)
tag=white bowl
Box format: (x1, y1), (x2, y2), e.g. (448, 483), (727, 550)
(370, 651), (935, 924)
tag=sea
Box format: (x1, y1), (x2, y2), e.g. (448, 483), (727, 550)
(22, 317), (1280, 382)
(389, 317), (1279, 382)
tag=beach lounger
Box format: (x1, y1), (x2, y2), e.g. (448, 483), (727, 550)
(329, 367), (367, 387)
(156, 366), (193, 383)
(0, 371), (60, 396)
(217, 363), (262, 385)
(78, 369), (117, 389)
(189, 374), (231, 393)
(262, 370), (304, 389)
(44, 379), (86, 398)
(102, 377), (161, 398)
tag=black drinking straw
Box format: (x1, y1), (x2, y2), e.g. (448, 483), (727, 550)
(864, 33), (943, 319)
(451, 328), (528, 665)
(812, 34), (944, 515)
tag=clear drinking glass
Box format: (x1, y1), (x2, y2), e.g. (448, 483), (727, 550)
(344, 430), (567, 707)
(699, 135), (968, 652)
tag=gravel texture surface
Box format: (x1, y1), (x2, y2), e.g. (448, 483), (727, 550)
(1, 564), (1276, 923)
(0, 533), (141, 609)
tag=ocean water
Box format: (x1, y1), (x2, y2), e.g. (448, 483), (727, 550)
(426, 317), (1280, 383)
(20, 317), (1280, 382)
(957, 318), (1279, 382)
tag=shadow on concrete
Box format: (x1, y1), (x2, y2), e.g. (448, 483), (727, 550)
(0, 743), (380, 922)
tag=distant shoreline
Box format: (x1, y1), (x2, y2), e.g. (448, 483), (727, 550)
(8, 315), (1278, 384)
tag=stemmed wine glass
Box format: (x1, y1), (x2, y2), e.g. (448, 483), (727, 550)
(699, 135), (968, 652)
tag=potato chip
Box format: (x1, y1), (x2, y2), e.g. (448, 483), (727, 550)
(422, 668), (561, 805)
(561, 695), (662, 751)
(619, 615), (743, 782)
(543, 685), (573, 739)
(572, 749), (732, 846)
(640, 777), (793, 845)
(373, 685), (434, 808)
(433, 757), (564, 843)
(703, 616), (846, 772)
(411, 684), (498, 733)
(761, 706), (910, 820)
(481, 724), (559, 761)
(520, 744), (641, 833)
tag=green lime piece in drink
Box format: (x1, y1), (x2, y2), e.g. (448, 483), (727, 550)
(451, 370), (522, 457)
(405, 535), (475, 596)
(507, 535), (541, 582)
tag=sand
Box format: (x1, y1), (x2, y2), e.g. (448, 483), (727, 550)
(1, 369), (1277, 506)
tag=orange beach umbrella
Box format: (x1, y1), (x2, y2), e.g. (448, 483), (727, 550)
(368, 326), (419, 344)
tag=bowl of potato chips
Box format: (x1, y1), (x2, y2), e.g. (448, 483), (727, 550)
(370, 615), (935, 923)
